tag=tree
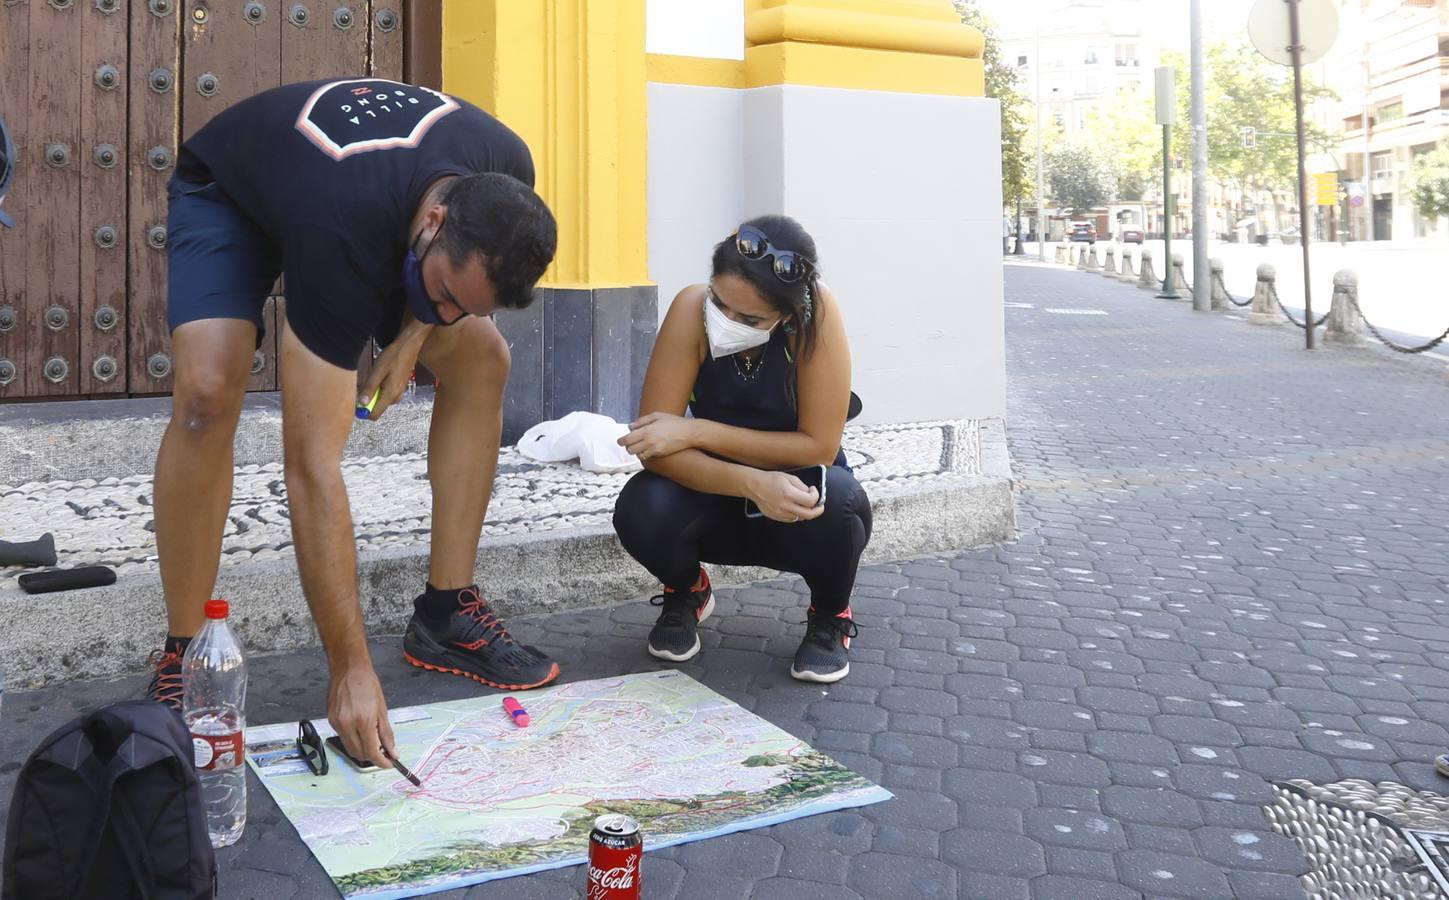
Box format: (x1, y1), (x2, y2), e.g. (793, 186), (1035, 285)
(1164, 42), (1333, 230)
(1082, 85), (1159, 201)
(1046, 145), (1114, 214)
(1410, 144), (1449, 227)
(955, 2), (1033, 242)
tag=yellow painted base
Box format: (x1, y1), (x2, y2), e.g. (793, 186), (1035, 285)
(645, 54), (749, 90)
(747, 41), (982, 96)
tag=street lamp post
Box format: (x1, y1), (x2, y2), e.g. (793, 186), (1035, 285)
(1190, 0), (1210, 311)
(1155, 66), (1181, 300)
(1288, 0), (1315, 349)
(1035, 13), (1047, 261)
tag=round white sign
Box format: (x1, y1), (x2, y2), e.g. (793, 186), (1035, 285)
(1248, 0), (1339, 67)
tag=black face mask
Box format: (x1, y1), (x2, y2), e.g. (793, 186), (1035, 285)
(402, 218), (465, 326)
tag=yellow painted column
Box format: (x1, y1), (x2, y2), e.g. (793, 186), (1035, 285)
(441, 1), (649, 289)
(744, 0), (984, 96)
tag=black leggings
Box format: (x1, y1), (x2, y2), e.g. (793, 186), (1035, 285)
(612, 467), (873, 615)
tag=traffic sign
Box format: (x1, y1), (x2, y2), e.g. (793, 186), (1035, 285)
(1314, 172), (1338, 206)
(1249, 0), (1339, 67)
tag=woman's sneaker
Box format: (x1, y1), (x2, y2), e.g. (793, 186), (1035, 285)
(403, 587), (559, 690)
(790, 607), (858, 683)
(1435, 753), (1449, 778)
(647, 568), (715, 662)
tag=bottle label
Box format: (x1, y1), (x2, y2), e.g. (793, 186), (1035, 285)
(192, 732), (243, 771)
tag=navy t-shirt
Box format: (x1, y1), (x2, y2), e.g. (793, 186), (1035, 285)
(178, 78), (535, 369)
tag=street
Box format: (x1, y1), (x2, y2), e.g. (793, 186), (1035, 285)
(1021, 238), (1449, 346)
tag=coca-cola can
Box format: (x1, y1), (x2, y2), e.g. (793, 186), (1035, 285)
(587, 813), (642, 900)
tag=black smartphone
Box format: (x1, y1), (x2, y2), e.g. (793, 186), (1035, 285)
(326, 735), (384, 773)
(745, 464), (827, 519)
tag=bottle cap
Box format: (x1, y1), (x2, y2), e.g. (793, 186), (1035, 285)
(205, 599), (230, 619)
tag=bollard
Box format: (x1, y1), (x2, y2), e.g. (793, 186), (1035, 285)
(1118, 249), (1137, 282)
(1168, 253), (1189, 298)
(1085, 244), (1102, 271)
(1137, 247), (1158, 290)
(1102, 245), (1117, 276)
(1247, 263), (1288, 326)
(1055, 243), (1068, 265)
(1076, 244), (1089, 270)
(1324, 270), (1367, 346)
(1209, 258), (1232, 310)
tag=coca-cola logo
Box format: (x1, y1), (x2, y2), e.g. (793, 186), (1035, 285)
(588, 861), (637, 892)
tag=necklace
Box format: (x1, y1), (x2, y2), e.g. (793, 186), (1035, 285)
(732, 349), (765, 382)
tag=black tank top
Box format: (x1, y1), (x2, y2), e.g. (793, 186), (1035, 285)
(689, 329), (847, 468)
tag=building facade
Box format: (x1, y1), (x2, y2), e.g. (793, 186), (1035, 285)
(997, 0), (1160, 143)
(1322, 0), (1449, 241)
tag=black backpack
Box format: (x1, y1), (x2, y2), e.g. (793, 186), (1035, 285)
(3, 700), (217, 900)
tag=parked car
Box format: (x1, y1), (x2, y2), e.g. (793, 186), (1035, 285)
(1068, 222), (1097, 243)
(1119, 227), (1144, 244)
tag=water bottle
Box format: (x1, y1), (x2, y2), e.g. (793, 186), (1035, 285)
(182, 599), (248, 848)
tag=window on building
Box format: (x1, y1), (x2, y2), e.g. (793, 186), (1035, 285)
(1018, 54), (1029, 68)
(1115, 43), (1138, 67)
(1376, 100), (1404, 124)
(1371, 150), (1394, 187)
(1085, 46), (1099, 64)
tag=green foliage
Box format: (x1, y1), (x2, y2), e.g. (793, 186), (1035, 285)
(1410, 144), (1449, 225)
(1046, 145), (1115, 213)
(1070, 39), (1333, 212)
(1164, 42), (1333, 194)
(1082, 84), (1160, 201)
(955, 2), (1033, 208)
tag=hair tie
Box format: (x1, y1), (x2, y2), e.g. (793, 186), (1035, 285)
(802, 282), (814, 324)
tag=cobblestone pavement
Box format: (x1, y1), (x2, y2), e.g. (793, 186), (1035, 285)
(4, 262), (1449, 899)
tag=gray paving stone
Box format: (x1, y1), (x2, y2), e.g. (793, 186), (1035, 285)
(1022, 807), (1127, 851)
(750, 878), (862, 900)
(1116, 849), (1232, 899)
(846, 852), (958, 900)
(1043, 847), (1120, 882)
(939, 829), (1046, 878)
(1030, 874), (1143, 900)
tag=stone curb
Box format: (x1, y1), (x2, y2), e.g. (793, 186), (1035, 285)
(1, 431), (1014, 687)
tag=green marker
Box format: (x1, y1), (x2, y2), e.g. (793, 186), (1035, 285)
(356, 388), (380, 420)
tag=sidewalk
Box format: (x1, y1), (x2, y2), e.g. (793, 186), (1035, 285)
(4, 261), (1449, 898)
(0, 416), (1011, 686)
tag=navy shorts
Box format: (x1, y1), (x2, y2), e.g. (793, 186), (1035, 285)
(165, 175), (281, 349)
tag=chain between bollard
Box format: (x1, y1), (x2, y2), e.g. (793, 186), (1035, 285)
(1343, 291), (1449, 355)
(1269, 282), (1329, 330)
(1213, 271), (1252, 308)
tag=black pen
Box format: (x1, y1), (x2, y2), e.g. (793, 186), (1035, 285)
(381, 745), (423, 788)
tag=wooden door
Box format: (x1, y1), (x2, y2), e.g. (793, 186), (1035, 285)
(0, 0), (409, 400)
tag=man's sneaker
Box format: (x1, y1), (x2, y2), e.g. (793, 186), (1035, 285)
(647, 568), (715, 662)
(1436, 753), (1449, 778)
(790, 607), (858, 683)
(403, 588), (560, 690)
(146, 647), (185, 711)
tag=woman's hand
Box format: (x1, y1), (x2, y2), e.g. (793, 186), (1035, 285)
(747, 470), (824, 523)
(618, 412), (699, 461)
(357, 334), (424, 421)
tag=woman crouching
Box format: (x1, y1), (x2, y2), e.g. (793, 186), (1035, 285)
(612, 215), (872, 683)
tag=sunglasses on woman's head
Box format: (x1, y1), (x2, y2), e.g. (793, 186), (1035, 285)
(298, 719), (328, 776)
(734, 225), (816, 283)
